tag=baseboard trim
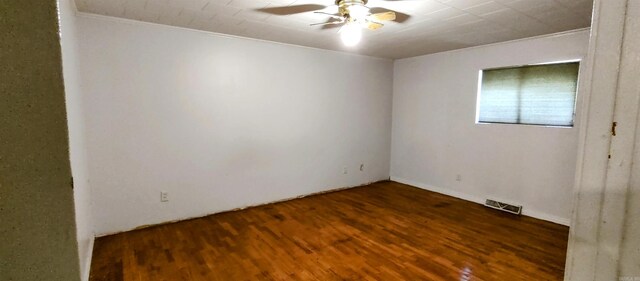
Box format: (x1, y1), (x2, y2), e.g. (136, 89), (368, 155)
(390, 177), (570, 226)
(522, 209), (570, 226)
(96, 179), (390, 237)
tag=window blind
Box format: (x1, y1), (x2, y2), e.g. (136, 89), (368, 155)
(478, 62), (580, 127)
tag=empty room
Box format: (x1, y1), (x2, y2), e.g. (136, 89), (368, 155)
(2, 0), (639, 280)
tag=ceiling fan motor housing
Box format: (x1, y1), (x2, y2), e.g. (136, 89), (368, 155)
(337, 0), (370, 21)
(336, 0), (368, 5)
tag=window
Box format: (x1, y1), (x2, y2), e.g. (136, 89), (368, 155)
(477, 61), (580, 127)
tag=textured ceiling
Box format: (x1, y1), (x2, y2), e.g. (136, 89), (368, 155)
(75, 0), (593, 59)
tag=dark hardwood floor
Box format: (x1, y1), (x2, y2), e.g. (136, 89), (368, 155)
(90, 181), (569, 281)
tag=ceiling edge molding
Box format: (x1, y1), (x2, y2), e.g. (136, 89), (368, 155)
(74, 11), (395, 61)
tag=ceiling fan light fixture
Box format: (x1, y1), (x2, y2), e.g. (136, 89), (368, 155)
(340, 21), (362, 47)
(347, 4), (370, 21)
(258, 0), (407, 47)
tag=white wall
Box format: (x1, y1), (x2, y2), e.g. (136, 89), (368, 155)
(76, 14), (393, 236)
(391, 30), (590, 225)
(58, 1), (94, 280)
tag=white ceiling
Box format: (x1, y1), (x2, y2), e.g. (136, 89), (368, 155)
(75, 0), (593, 59)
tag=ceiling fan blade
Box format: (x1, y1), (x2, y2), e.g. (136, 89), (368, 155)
(322, 21), (345, 29)
(311, 20), (344, 26)
(369, 11), (396, 22)
(366, 21), (384, 30)
(314, 11), (343, 19)
(311, 18), (346, 29)
(369, 7), (411, 23)
(256, 4), (327, 15)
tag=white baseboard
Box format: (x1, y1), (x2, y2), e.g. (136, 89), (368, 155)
(82, 235), (95, 281)
(95, 178), (389, 237)
(391, 177), (570, 226)
(522, 209), (570, 226)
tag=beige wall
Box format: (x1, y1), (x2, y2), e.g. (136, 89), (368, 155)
(0, 1), (81, 280)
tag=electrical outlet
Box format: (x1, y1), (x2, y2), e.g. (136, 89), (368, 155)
(160, 192), (169, 202)
(456, 174), (462, 181)
(343, 167), (348, 174)
(360, 164), (364, 171)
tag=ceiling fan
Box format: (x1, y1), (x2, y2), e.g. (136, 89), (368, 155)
(256, 0), (413, 46)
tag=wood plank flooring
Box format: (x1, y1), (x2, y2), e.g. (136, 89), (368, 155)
(90, 181), (569, 281)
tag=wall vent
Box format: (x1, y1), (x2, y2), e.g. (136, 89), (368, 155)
(485, 199), (522, 215)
